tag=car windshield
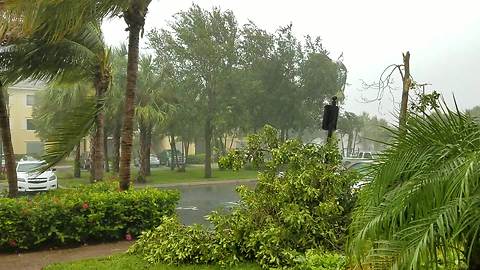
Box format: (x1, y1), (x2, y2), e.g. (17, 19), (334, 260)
(17, 162), (45, 172)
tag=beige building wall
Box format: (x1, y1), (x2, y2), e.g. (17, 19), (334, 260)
(156, 136), (195, 156)
(7, 81), (44, 156)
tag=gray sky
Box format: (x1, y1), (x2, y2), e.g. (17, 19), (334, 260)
(102, 0), (480, 122)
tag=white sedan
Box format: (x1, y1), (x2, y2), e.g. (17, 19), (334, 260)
(17, 160), (58, 192)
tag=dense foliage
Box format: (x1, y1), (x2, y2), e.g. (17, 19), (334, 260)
(0, 182), (179, 251)
(130, 126), (358, 268)
(348, 104), (480, 269)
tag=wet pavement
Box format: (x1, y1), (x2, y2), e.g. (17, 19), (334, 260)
(159, 180), (256, 226)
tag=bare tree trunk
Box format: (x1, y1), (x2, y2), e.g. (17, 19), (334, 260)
(0, 84), (17, 197)
(399, 51), (411, 129)
(74, 143), (81, 178)
(104, 132), (109, 173)
(182, 140), (190, 171)
(119, 8), (143, 191)
(112, 123), (121, 174)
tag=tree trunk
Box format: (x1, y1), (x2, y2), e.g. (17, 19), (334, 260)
(92, 80), (106, 182)
(74, 143), (81, 178)
(89, 134), (95, 183)
(119, 11), (142, 191)
(182, 140), (189, 171)
(112, 122), (121, 174)
(146, 128), (152, 176)
(399, 51), (411, 129)
(347, 132), (353, 157)
(0, 84), (17, 197)
(104, 132), (109, 173)
(136, 124), (149, 183)
(352, 131), (358, 154)
(204, 117), (213, 178)
(169, 134), (177, 171)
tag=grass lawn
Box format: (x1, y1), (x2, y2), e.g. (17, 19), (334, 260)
(57, 166), (258, 188)
(44, 254), (260, 270)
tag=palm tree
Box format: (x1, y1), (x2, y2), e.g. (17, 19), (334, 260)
(1, 21), (111, 183)
(134, 55), (170, 183)
(1, 0), (153, 191)
(348, 104), (480, 269)
(32, 84), (94, 179)
(105, 45), (128, 174)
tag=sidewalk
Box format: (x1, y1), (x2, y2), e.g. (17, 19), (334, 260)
(0, 241), (132, 270)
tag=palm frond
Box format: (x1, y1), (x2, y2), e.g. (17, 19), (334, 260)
(348, 101), (480, 269)
(39, 94), (100, 171)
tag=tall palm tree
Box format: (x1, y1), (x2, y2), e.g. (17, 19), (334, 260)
(1, 0), (153, 190)
(0, 21), (111, 183)
(135, 55), (170, 183)
(348, 104), (480, 269)
(105, 45), (128, 174)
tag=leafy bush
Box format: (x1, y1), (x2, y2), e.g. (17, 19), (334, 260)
(131, 126), (358, 268)
(186, 154), (205, 165)
(292, 250), (346, 270)
(0, 182), (179, 251)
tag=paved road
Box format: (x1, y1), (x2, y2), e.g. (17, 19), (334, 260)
(158, 180), (256, 226)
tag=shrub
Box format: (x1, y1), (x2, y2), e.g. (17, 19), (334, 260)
(292, 250), (347, 270)
(186, 154), (205, 165)
(130, 126), (358, 268)
(0, 182), (179, 251)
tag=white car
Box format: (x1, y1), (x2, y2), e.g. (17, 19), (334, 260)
(150, 155), (160, 167)
(17, 160), (58, 192)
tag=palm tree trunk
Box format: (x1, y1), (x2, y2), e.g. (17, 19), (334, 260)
(119, 16), (142, 191)
(92, 83), (105, 182)
(104, 132), (109, 173)
(146, 127), (151, 176)
(136, 124), (148, 183)
(74, 143), (81, 178)
(112, 122), (121, 174)
(0, 83), (17, 197)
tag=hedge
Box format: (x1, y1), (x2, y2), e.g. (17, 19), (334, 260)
(0, 182), (179, 251)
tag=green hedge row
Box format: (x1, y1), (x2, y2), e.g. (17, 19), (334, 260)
(0, 182), (179, 251)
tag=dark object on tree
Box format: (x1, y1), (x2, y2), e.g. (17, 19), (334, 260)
(322, 96), (339, 138)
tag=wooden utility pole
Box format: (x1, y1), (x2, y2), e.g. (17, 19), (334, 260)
(399, 51), (411, 128)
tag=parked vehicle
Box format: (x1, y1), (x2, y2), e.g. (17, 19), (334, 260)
(17, 160), (58, 192)
(150, 155), (160, 167)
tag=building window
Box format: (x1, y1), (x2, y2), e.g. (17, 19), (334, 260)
(26, 119), (35, 131)
(26, 142), (44, 156)
(26, 95), (35, 106)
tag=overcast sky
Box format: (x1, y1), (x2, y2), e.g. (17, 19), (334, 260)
(102, 0), (480, 122)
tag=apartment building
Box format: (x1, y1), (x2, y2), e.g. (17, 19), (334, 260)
(7, 81), (44, 156)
